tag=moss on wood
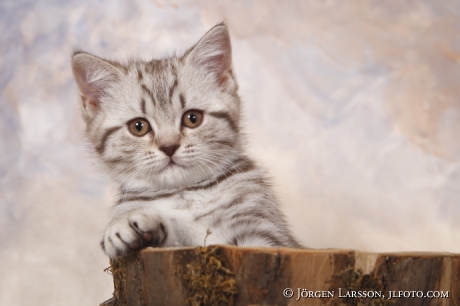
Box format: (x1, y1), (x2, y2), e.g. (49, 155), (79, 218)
(182, 246), (238, 306)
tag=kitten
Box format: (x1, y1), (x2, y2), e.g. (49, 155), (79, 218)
(71, 23), (302, 258)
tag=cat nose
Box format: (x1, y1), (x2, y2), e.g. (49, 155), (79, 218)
(159, 144), (179, 157)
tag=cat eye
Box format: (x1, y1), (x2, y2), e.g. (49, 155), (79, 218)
(182, 110), (203, 128)
(127, 118), (151, 137)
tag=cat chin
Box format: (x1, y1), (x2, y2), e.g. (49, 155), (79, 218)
(149, 166), (203, 189)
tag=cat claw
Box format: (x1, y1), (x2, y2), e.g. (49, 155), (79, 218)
(142, 232), (152, 241)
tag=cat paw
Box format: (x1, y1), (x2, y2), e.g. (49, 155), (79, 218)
(101, 210), (167, 258)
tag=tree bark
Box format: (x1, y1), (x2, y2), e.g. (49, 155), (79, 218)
(100, 245), (460, 306)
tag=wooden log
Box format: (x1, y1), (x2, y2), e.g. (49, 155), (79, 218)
(100, 245), (460, 306)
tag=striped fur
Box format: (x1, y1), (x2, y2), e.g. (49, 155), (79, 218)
(71, 23), (301, 258)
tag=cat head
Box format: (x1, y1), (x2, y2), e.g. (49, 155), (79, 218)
(71, 24), (243, 190)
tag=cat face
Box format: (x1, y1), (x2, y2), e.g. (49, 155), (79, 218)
(71, 24), (242, 190)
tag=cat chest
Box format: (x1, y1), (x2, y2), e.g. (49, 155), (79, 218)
(174, 188), (221, 211)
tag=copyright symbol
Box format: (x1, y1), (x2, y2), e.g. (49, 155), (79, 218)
(283, 288), (294, 298)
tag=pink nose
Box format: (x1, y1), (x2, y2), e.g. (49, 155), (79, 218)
(159, 145), (179, 157)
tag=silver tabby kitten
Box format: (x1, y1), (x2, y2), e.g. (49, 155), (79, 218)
(71, 23), (301, 258)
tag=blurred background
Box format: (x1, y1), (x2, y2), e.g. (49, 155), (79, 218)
(1, 0), (460, 305)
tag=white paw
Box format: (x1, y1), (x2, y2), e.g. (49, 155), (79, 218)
(101, 210), (167, 258)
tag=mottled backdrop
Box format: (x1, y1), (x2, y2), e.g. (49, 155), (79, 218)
(1, 0), (459, 305)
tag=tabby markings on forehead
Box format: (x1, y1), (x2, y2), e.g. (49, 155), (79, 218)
(145, 59), (160, 74)
(96, 126), (123, 155)
(141, 84), (156, 107)
(140, 98), (146, 114)
(169, 78), (178, 101)
(207, 111), (238, 132)
(137, 68), (143, 81)
(180, 94), (186, 109)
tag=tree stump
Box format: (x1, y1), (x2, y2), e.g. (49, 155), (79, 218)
(100, 245), (460, 306)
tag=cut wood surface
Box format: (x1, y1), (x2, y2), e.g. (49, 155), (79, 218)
(100, 245), (459, 306)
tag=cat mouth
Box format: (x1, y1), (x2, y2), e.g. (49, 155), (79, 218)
(162, 159), (182, 171)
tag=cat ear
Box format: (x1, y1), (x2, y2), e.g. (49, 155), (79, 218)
(186, 23), (233, 87)
(71, 51), (121, 111)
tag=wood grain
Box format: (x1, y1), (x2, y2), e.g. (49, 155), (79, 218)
(100, 246), (460, 306)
